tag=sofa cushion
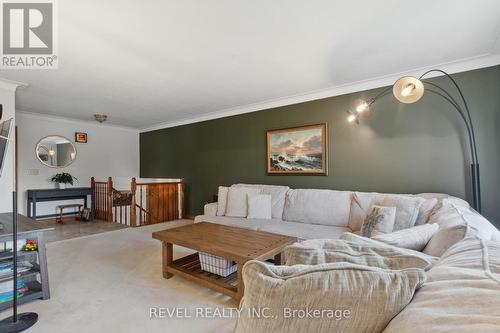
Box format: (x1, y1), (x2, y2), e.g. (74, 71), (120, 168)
(451, 204), (500, 241)
(216, 186), (229, 216)
(372, 223), (439, 251)
(285, 238), (435, 270)
(195, 215), (349, 240)
(194, 215), (280, 231)
(348, 192), (425, 232)
(414, 193), (450, 200)
(282, 189), (351, 227)
(225, 187), (260, 217)
(203, 202), (218, 217)
(443, 196), (470, 208)
(247, 194), (272, 219)
(235, 261), (425, 333)
(339, 232), (438, 268)
(260, 221), (349, 240)
(383, 237), (500, 333)
(424, 201), (500, 245)
(233, 184), (290, 219)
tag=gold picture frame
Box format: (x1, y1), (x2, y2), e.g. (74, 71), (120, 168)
(266, 123), (328, 175)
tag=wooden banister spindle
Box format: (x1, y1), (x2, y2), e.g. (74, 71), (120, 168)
(97, 183), (101, 219)
(107, 177), (113, 222)
(140, 184), (143, 226)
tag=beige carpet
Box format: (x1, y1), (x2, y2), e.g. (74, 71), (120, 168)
(0, 220), (238, 333)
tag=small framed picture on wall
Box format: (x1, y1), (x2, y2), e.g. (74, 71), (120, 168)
(75, 132), (87, 143)
(267, 123), (328, 175)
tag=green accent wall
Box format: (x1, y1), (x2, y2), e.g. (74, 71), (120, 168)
(140, 65), (500, 226)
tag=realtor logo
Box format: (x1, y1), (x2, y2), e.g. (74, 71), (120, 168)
(1, 0), (58, 69)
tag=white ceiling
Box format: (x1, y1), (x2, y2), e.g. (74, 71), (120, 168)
(3, 0), (500, 130)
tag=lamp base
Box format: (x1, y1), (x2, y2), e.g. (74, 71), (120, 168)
(0, 313), (38, 333)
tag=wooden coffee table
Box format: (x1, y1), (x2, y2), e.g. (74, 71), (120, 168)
(152, 222), (297, 300)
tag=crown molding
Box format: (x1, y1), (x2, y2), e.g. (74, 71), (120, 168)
(16, 110), (140, 132)
(0, 78), (28, 92)
(140, 53), (500, 133)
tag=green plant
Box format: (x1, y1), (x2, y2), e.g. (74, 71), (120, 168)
(51, 172), (77, 185)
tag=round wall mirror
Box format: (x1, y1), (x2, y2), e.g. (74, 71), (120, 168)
(36, 135), (77, 168)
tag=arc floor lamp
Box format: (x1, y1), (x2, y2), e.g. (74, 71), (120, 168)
(0, 105), (38, 333)
(346, 69), (481, 212)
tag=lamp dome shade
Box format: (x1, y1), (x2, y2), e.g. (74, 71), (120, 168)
(393, 76), (424, 104)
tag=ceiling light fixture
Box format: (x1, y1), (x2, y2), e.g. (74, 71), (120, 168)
(94, 114), (108, 123)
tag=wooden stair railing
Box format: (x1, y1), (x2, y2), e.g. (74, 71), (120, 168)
(133, 178), (185, 227)
(91, 177), (111, 221)
(91, 177), (185, 227)
(111, 188), (134, 225)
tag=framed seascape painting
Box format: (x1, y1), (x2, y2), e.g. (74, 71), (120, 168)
(267, 123), (328, 175)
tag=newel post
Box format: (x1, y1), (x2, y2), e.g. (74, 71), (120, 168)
(131, 177), (137, 227)
(90, 177), (95, 217)
(179, 179), (185, 219)
(107, 177), (113, 222)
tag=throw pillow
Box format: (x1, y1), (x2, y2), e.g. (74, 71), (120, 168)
(225, 187), (260, 217)
(379, 196), (425, 231)
(426, 202), (464, 229)
(422, 224), (470, 257)
(233, 184), (290, 219)
(247, 194), (272, 219)
(414, 198), (439, 225)
(360, 205), (396, 237)
(372, 223), (439, 251)
(216, 186), (229, 216)
(348, 192), (383, 231)
(234, 261), (426, 333)
(348, 192), (425, 232)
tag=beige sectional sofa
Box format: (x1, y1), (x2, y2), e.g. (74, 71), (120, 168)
(195, 183), (499, 242)
(200, 184), (500, 333)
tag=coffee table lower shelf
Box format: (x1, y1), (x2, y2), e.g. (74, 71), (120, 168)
(167, 253), (238, 299)
(153, 222), (297, 300)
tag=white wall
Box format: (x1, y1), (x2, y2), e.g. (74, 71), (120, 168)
(16, 112), (139, 217)
(0, 81), (19, 213)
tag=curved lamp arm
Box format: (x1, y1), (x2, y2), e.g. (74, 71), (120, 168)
(348, 70), (481, 212)
(419, 70), (479, 164)
(424, 88), (476, 163)
(419, 70), (480, 213)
